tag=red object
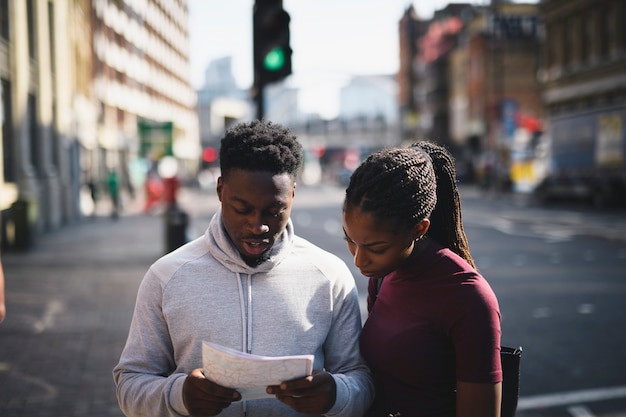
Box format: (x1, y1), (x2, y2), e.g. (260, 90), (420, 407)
(163, 176), (180, 206)
(202, 147), (218, 163)
(144, 176), (164, 213)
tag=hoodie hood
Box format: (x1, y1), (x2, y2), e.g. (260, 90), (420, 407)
(203, 208), (295, 275)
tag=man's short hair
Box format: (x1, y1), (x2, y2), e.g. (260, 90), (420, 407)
(220, 120), (303, 180)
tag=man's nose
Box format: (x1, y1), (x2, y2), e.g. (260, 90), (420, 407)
(249, 214), (270, 234)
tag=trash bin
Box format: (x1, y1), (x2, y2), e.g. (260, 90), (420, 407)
(164, 205), (188, 254)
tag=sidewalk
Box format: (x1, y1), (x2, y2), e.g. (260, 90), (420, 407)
(0, 189), (221, 417)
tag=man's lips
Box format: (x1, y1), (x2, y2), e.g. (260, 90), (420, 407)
(242, 239), (270, 256)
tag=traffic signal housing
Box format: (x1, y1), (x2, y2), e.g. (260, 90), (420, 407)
(253, 0), (291, 87)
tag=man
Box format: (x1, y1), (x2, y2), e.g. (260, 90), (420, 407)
(113, 120), (373, 417)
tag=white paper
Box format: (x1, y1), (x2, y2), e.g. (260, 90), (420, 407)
(202, 341), (314, 400)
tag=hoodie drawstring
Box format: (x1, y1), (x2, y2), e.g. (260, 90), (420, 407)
(236, 272), (252, 416)
(246, 274), (253, 354)
(236, 272), (253, 354)
(236, 272), (247, 352)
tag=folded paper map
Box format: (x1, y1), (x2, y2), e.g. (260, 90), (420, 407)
(202, 341), (314, 401)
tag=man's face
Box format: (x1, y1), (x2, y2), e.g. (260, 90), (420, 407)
(217, 169), (295, 267)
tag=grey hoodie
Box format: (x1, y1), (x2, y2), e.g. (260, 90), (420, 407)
(113, 209), (374, 417)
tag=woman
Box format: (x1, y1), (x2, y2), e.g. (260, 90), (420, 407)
(343, 142), (502, 417)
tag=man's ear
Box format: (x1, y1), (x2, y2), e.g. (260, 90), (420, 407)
(216, 177), (223, 202)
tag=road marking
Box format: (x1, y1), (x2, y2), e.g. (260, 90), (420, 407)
(518, 385), (626, 410)
(577, 303), (594, 314)
(568, 405), (596, 417)
(0, 362), (58, 406)
(33, 300), (64, 333)
(532, 307), (552, 318)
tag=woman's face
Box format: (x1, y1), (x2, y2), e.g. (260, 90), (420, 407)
(342, 205), (418, 280)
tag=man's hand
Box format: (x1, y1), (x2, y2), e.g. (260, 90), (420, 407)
(267, 370), (337, 414)
(182, 368), (241, 417)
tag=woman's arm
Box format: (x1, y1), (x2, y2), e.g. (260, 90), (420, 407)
(456, 381), (502, 417)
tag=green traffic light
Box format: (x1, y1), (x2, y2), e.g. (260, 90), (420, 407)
(263, 47), (285, 71)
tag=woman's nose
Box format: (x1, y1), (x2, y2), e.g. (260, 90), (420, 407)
(353, 247), (369, 269)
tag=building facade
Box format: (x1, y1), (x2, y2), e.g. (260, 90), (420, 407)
(536, 0), (626, 204)
(1, 0), (199, 250)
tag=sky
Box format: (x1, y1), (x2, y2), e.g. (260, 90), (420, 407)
(187, 0), (487, 118)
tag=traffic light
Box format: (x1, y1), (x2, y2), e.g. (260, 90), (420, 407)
(253, 0), (291, 87)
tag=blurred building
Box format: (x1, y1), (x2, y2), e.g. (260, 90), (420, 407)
(339, 75), (399, 124)
(1, 0), (92, 249)
(417, 4), (473, 150)
(1, 0), (199, 250)
(263, 82), (299, 127)
(455, 2), (545, 187)
(398, 5), (429, 142)
(196, 57), (251, 153)
(398, 4), (473, 147)
(535, 0), (626, 205)
(92, 0), (199, 183)
(399, 1), (545, 186)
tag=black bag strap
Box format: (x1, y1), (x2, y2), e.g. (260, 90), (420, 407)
(500, 346), (522, 417)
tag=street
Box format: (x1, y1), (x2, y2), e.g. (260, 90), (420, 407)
(1, 184), (626, 417)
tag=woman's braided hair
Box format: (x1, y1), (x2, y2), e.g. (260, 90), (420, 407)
(412, 141), (475, 268)
(344, 141), (476, 268)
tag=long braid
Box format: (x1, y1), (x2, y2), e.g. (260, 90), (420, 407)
(411, 141), (476, 268)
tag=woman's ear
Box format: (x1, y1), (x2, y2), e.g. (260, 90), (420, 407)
(413, 219), (431, 241)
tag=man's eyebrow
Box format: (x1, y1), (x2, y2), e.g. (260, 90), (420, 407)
(231, 196), (287, 209)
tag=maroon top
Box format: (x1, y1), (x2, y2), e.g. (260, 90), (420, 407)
(360, 238), (502, 417)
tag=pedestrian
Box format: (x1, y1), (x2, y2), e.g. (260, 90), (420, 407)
(0, 256), (6, 323)
(107, 170), (120, 218)
(87, 177), (98, 205)
(144, 165), (164, 213)
(113, 120), (374, 417)
(342, 142), (502, 417)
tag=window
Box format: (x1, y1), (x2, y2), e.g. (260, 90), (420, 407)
(27, 94), (39, 176)
(581, 17), (590, 63)
(599, 6), (611, 58)
(48, 1), (55, 74)
(26, 0), (34, 59)
(2, 79), (15, 181)
(0, 0), (8, 40)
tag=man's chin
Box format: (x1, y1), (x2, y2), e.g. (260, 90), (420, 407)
(242, 251), (271, 267)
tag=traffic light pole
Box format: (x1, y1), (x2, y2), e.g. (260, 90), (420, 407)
(255, 82), (265, 120)
(252, 0), (291, 120)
